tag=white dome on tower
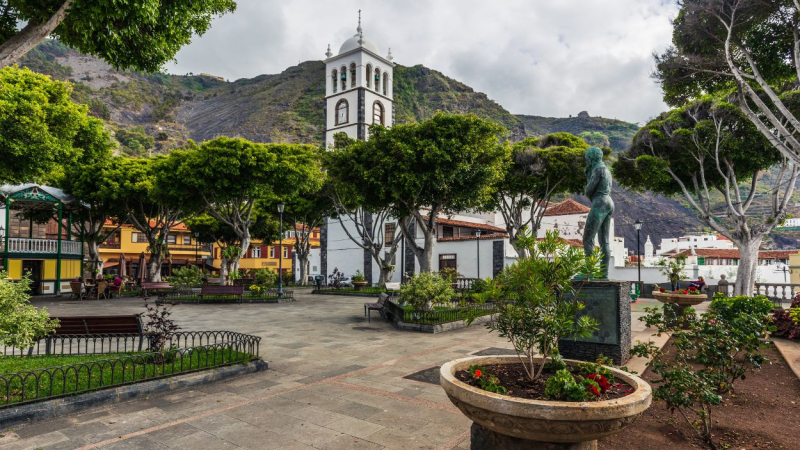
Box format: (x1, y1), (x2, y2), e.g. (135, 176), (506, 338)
(339, 34), (380, 55)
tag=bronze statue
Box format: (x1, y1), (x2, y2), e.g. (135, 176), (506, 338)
(582, 146), (614, 278)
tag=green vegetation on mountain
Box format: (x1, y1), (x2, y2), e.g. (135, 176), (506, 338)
(517, 113), (640, 152)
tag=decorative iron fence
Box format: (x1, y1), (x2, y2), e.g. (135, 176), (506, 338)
(384, 300), (496, 326)
(0, 331), (260, 407)
(160, 290), (294, 304)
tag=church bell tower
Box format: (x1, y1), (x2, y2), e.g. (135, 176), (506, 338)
(323, 11), (395, 146)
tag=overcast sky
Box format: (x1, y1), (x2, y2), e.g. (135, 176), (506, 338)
(167, 0), (679, 124)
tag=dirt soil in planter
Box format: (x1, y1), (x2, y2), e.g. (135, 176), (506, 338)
(599, 340), (800, 449)
(455, 363), (634, 401)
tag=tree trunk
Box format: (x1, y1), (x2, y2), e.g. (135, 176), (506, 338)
(418, 231), (435, 272)
(86, 241), (104, 274)
(147, 253), (163, 282)
(733, 238), (761, 296)
(0, 0), (74, 68)
(298, 254), (309, 285)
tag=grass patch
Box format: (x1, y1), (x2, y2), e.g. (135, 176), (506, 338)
(0, 347), (253, 406)
(395, 304), (496, 325)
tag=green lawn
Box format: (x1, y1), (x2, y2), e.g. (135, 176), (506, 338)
(0, 347), (254, 406)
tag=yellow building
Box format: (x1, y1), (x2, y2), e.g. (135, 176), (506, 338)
(211, 225), (321, 277)
(98, 221), (211, 279)
(1, 184), (83, 295)
(789, 251), (800, 285)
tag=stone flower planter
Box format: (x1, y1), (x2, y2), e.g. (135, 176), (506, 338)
(352, 281), (367, 291)
(440, 356), (652, 450)
(653, 291), (705, 327)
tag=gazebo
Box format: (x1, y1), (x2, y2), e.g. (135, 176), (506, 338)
(0, 184), (85, 295)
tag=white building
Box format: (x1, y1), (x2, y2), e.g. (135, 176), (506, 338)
(656, 233), (734, 255)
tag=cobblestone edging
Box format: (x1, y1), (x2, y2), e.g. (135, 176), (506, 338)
(389, 313), (495, 334)
(0, 359), (268, 429)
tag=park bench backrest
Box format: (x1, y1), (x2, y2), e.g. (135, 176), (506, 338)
(51, 315), (143, 335)
(200, 285), (244, 296)
(377, 293), (388, 306)
(141, 282), (172, 290)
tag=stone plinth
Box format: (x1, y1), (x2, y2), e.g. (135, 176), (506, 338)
(558, 280), (631, 365)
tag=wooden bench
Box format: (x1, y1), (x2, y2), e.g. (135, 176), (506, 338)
(200, 285), (244, 303)
(50, 315), (146, 351)
(141, 282), (174, 298)
(364, 293), (389, 323)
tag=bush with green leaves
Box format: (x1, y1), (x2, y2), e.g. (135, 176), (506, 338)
(0, 272), (59, 349)
(475, 230), (603, 381)
(352, 270), (366, 283)
(399, 271), (454, 311)
(167, 266), (204, 289)
(633, 295), (774, 448)
(544, 369), (600, 402)
(657, 254), (687, 290)
(253, 269), (277, 288)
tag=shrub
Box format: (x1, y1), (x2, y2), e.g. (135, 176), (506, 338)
(0, 272), (59, 349)
(476, 230), (604, 382)
(352, 270), (366, 283)
(142, 302), (180, 352)
(772, 293), (800, 341)
(399, 271), (454, 311)
(470, 278), (490, 294)
(253, 269), (277, 288)
(167, 266), (204, 289)
(633, 295), (774, 448)
(468, 365), (507, 394)
(544, 369), (599, 402)
(439, 267), (461, 284)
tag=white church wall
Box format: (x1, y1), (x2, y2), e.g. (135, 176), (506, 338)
(432, 239), (497, 279)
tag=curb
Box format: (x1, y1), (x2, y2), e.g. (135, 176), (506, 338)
(0, 359), (268, 429)
(773, 338), (800, 382)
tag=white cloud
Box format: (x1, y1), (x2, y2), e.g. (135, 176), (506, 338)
(168, 0), (679, 123)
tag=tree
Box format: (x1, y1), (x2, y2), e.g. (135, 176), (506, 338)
(0, 65), (89, 184)
(171, 137), (322, 284)
(326, 113), (508, 272)
(114, 156), (190, 282)
(613, 97), (795, 295)
(56, 117), (127, 273)
(0, 0), (235, 71)
(277, 187), (335, 285)
(655, 0), (800, 166)
(487, 133), (589, 258)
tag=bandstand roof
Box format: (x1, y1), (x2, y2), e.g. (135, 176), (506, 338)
(0, 184), (82, 210)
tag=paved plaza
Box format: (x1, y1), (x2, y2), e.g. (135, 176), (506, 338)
(0, 292), (672, 450)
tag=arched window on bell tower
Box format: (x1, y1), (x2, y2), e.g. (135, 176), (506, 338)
(340, 65), (347, 91)
(374, 69), (381, 92)
(350, 63), (356, 88)
(335, 99), (349, 125)
(373, 101), (384, 125)
(383, 75), (388, 96)
(331, 69), (338, 93)
(366, 63), (372, 88)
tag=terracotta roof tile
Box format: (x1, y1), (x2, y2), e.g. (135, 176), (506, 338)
(543, 199), (590, 216)
(438, 233), (509, 242)
(421, 216), (507, 233)
(671, 249), (799, 259)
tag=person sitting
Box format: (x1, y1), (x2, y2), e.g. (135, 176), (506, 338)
(689, 276), (706, 290)
(108, 274), (123, 297)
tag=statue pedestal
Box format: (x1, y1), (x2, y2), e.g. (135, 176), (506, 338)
(558, 280), (631, 365)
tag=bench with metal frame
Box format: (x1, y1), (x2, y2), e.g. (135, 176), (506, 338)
(364, 293), (389, 323)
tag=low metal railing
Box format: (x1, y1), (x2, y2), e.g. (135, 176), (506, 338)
(384, 300), (496, 326)
(0, 331), (260, 407)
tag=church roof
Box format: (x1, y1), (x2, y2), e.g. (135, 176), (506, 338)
(338, 12), (380, 56)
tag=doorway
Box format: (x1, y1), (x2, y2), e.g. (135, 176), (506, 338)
(22, 260), (43, 295)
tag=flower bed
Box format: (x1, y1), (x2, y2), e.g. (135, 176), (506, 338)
(312, 287), (392, 296)
(161, 292), (294, 304)
(384, 300), (495, 326)
(0, 331), (260, 407)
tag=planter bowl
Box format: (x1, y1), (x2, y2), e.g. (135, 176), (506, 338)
(352, 281), (367, 291)
(440, 356), (651, 446)
(652, 291), (705, 306)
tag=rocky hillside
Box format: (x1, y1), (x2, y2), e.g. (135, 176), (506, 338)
(21, 40), (800, 250)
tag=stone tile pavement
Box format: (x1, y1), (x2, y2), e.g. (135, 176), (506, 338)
(0, 292), (672, 450)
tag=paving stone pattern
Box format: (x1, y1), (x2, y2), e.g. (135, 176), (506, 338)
(0, 294), (676, 450)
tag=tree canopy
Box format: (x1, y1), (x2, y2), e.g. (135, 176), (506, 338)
(0, 0), (236, 71)
(0, 65), (94, 184)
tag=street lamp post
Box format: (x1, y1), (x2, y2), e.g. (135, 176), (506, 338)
(277, 202), (285, 297)
(634, 220), (643, 299)
(193, 232), (199, 266)
(476, 230), (482, 279)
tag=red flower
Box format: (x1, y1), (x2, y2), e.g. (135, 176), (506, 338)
(587, 374), (611, 392)
(474, 369), (482, 379)
(681, 290), (688, 294)
(709, 319), (716, 324)
(659, 287), (665, 293)
(688, 286), (697, 291)
(586, 384), (601, 396)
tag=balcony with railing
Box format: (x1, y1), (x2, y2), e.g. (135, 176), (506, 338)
(0, 238), (82, 256)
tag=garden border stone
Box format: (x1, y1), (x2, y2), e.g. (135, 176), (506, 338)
(0, 359), (268, 428)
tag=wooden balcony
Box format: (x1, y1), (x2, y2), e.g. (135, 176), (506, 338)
(0, 238), (82, 256)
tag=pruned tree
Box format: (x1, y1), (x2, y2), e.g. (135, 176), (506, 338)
(170, 137), (322, 284)
(613, 96), (796, 295)
(0, 0), (235, 70)
(277, 188), (335, 285)
(487, 133), (589, 258)
(656, 0), (800, 166)
(325, 113), (508, 272)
